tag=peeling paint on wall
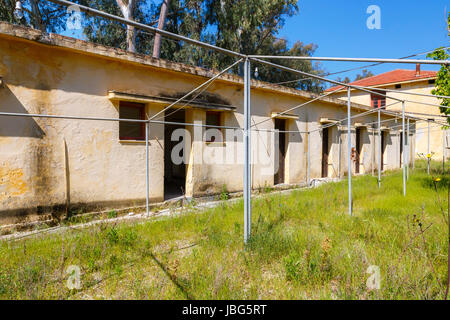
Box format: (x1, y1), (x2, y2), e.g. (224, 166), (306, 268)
(0, 164), (28, 201)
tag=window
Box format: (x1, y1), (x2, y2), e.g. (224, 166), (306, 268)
(395, 84), (402, 89)
(205, 111), (223, 142)
(371, 91), (386, 109)
(429, 79), (436, 85)
(119, 101), (145, 140)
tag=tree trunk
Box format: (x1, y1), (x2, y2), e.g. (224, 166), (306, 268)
(30, 0), (44, 32)
(117, 0), (136, 53)
(152, 0), (169, 59)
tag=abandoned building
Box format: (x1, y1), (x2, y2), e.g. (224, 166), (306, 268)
(327, 67), (445, 160)
(0, 22), (415, 225)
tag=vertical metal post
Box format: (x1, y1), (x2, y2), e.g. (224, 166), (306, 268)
(443, 128), (446, 173)
(307, 131), (310, 185)
(407, 117), (410, 180)
(378, 108), (381, 189)
(243, 58), (251, 244)
(347, 87), (352, 216)
(338, 129), (341, 178)
(371, 128), (374, 176)
(402, 102), (406, 197)
(145, 121), (150, 217)
(428, 120), (430, 175)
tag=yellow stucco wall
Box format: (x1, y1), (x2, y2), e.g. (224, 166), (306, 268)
(0, 23), (411, 224)
(331, 80), (446, 161)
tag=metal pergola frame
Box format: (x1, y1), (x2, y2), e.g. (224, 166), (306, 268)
(3, 0), (450, 245)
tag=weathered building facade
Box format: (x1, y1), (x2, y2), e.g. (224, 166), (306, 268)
(327, 67), (444, 160)
(0, 23), (414, 225)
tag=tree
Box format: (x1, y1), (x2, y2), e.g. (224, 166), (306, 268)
(336, 76), (351, 84)
(80, 0), (144, 52)
(428, 12), (450, 124)
(354, 69), (374, 81)
(0, 0), (68, 33)
(164, 0), (325, 92)
(1, 0), (325, 92)
(116, 0), (136, 52)
(81, 0), (325, 91)
(152, 0), (168, 58)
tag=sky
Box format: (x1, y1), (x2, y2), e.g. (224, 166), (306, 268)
(61, 0), (449, 87)
(278, 0), (450, 84)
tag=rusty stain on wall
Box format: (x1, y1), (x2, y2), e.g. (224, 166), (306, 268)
(0, 164), (28, 201)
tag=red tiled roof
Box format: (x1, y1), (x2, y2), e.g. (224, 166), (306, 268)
(325, 69), (438, 92)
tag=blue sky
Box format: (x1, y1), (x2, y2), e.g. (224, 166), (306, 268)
(62, 0), (449, 86)
(278, 0), (450, 83)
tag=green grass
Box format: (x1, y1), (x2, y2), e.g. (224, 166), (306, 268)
(0, 160), (449, 300)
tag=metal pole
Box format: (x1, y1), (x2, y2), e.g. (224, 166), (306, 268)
(347, 87), (352, 216)
(46, 0), (246, 59)
(150, 59), (242, 121)
(407, 117), (410, 180)
(428, 120), (431, 175)
(338, 129), (341, 178)
(443, 128), (446, 173)
(371, 128), (374, 176)
(378, 108), (381, 188)
(247, 55), (450, 65)
(243, 58), (251, 244)
(402, 102), (406, 197)
(307, 132), (311, 185)
(145, 121), (150, 217)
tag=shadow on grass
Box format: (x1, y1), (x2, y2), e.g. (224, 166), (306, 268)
(149, 252), (194, 300)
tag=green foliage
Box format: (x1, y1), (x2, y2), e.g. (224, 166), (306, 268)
(0, 0), (68, 32)
(337, 69), (374, 84)
(107, 210), (118, 218)
(427, 13), (450, 123)
(79, 0), (325, 92)
(354, 69), (374, 81)
(219, 184), (229, 201)
(0, 161), (448, 299)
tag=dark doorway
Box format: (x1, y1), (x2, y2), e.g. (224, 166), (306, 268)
(322, 127), (329, 178)
(381, 131), (386, 171)
(274, 119), (286, 185)
(355, 128), (362, 174)
(164, 109), (186, 200)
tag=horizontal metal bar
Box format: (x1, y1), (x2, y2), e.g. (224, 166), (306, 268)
(250, 90), (336, 128)
(150, 59), (242, 121)
(46, 0), (245, 59)
(0, 111), (148, 123)
(249, 58), (405, 103)
(150, 120), (241, 130)
(351, 86), (450, 100)
(248, 55), (450, 65)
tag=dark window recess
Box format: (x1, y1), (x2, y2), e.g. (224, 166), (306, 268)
(429, 79), (436, 85)
(205, 111), (223, 142)
(395, 84), (402, 89)
(371, 91), (386, 109)
(119, 101), (145, 140)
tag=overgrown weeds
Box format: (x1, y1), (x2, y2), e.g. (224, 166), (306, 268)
(0, 160), (449, 299)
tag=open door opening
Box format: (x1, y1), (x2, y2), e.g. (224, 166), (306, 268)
(321, 127), (329, 178)
(164, 109), (186, 200)
(355, 128), (361, 174)
(274, 119), (286, 185)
